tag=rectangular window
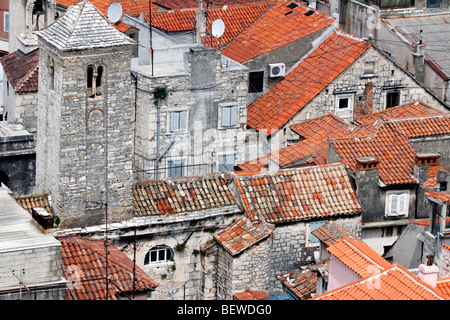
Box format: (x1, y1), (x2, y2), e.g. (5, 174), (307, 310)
(248, 71), (264, 93)
(386, 191), (408, 217)
(4, 12), (9, 32)
(386, 90), (400, 109)
(438, 181), (448, 192)
(363, 61), (375, 76)
(169, 110), (187, 132)
(427, 0), (441, 8)
(335, 94), (353, 111)
(221, 105), (238, 127)
(218, 154), (235, 171)
(168, 160), (184, 178)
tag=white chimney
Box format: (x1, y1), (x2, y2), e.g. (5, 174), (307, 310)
(418, 264), (439, 288)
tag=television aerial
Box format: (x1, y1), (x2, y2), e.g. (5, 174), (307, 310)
(211, 19), (225, 38)
(107, 2), (123, 23)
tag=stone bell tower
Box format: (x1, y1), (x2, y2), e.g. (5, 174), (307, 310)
(35, 0), (136, 228)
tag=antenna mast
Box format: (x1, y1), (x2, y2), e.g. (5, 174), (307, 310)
(149, 0), (154, 76)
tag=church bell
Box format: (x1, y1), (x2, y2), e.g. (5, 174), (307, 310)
(33, 0), (46, 15)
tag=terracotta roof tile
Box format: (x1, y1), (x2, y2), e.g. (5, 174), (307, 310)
(312, 263), (446, 300)
(237, 113), (353, 172)
(214, 217), (275, 255)
(144, 3), (272, 49)
(0, 49), (39, 93)
(56, 0), (159, 17)
(326, 237), (392, 278)
(133, 172), (237, 216)
(246, 29), (370, 133)
(277, 260), (328, 300)
(425, 190), (450, 204)
(15, 191), (54, 217)
(235, 163), (362, 223)
(436, 277), (450, 300)
(220, 0), (335, 64)
(233, 289), (270, 300)
(330, 122), (418, 186)
(154, 0), (273, 10)
(353, 100), (446, 126)
(60, 236), (158, 300)
(311, 222), (360, 247)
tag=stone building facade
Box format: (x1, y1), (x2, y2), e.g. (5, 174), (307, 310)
(34, 1), (136, 228)
(133, 45), (249, 180)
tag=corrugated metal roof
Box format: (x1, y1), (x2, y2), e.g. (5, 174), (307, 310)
(382, 12), (450, 78)
(0, 188), (60, 253)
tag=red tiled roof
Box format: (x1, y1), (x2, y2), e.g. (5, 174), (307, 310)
(233, 289), (270, 300)
(436, 277), (450, 300)
(56, 0), (159, 16)
(388, 114), (450, 139)
(143, 3), (272, 48)
(246, 30), (370, 133)
(353, 100), (446, 126)
(327, 237), (392, 278)
(133, 173), (237, 216)
(60, 236), (158, 300)
(237, 113), (353, 172)
(220, 0), (335, 64)
(154, 0), (273, 10)
(412, 217), (450, 226)
(425, 190), (450, 204)
(330, 122), (418, 186)
(0, 49), (39, 93)
(311, 222), (361, 247)
(277, 260), (328, 300)
(312, 263), (445, 300)
(235, 163), (362, 223)
(214, 217), (275, 255)
(15, 191), (54, 217)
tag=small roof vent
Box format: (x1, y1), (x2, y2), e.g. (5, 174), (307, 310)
(287, 2), (299, 8)
(305, 10), (315, 16)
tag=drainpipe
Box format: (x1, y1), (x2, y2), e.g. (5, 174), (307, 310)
(436, 203), (449, 260)
(155, 97), (161, 179)
(444, 78), (449, 103)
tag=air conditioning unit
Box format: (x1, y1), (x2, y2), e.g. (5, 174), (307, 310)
(269, 63), (285, 77)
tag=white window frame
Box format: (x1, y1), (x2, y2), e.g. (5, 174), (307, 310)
(219, 103), (238, 128)
(386, 190), (409, 217)
(4, 12), (9, 33)
(335, 94), (354, 112)
(168, 110), (187, 132)
(145, 246), (173, 264)
(218, 154), (235, 171)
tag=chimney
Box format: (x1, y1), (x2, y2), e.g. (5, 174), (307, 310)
(355, 157), (381, 223)
(413, 40), (426, 83)
(414, 153), (441, 182)
(418, 263), (439, 288)
(195, 4), (207, 44)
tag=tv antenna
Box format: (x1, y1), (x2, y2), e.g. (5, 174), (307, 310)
(107, 1), (123, 23)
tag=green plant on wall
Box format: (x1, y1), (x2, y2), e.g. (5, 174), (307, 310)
(153, 86), (167, 105)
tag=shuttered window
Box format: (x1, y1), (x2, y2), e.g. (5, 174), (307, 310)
(387, 191), (408, 216)
(221, 105), (238, 127)
(169, 110), (187, 132)
(218, 154), (235, 171)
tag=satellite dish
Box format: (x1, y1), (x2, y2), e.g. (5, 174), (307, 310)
(107, 2), (123, 23)
(211, 19), (225, 38)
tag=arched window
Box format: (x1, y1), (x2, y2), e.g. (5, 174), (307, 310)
(87, 65), (104, 98)
(49, 57), (55, 91)
(144, 246), (173, 265)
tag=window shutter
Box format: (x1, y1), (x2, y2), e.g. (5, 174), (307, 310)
(398, 193), (407, 216)
(388, 194), (398, 216)
(230, 106), (238, 126)
(221, 106), (230, 127)
(169, 112), (178, 131)
(179, 111), (186, 131)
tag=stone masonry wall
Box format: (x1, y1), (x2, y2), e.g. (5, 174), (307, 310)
(134, 46), (249, 181)
(36, 40), (135, 228)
